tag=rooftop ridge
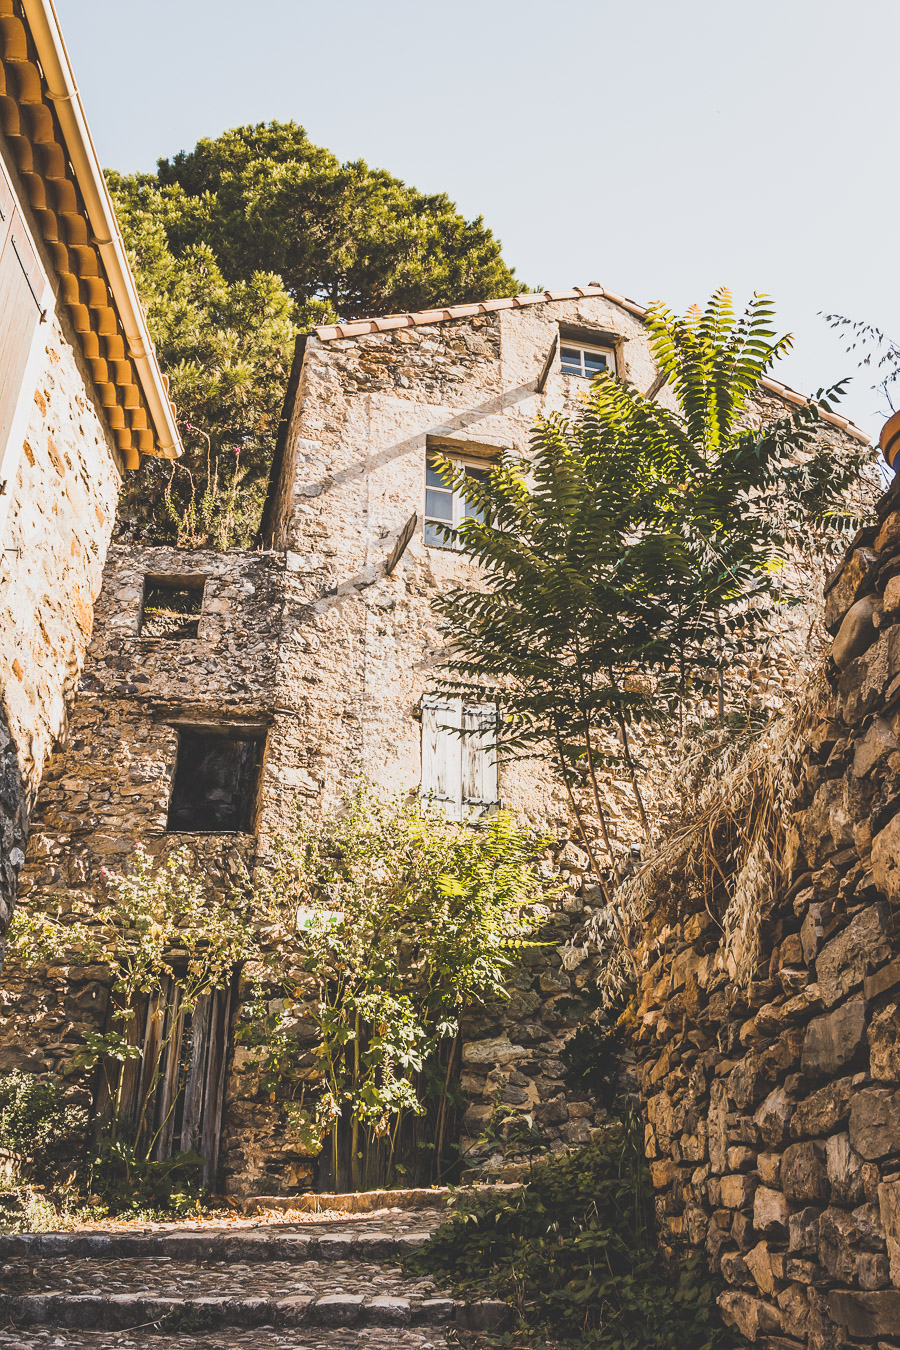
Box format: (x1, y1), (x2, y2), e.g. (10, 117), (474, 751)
(311, 285), (870, 445)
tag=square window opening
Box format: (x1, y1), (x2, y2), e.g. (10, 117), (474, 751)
(167, 726), (264, 833)
(141, 576), (206, 640)
(559, 342), (617, 380)
(423, 455), (491, 550)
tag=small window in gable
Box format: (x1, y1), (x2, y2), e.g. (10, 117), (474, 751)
(421, 696), (498, 821)
(559, 342), (616, 380)
(141, 576), (206, 639)
(167, 726), (264, 833)
(424, 455), (489, 549)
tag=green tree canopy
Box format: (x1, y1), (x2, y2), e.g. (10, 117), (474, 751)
(154, 121), (522, 322)
(110, 122), (523, 545)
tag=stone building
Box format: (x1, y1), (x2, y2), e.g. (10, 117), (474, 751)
(0, 0), (181, 939)
(255, 285), (868, 842)
(0, 282), (870, 1199)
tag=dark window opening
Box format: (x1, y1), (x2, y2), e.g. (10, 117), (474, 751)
(167, 726), (264, 833)
(141, 576), (206, 639)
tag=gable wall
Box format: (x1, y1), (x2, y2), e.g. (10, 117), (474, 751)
(261, 296), (664, 839)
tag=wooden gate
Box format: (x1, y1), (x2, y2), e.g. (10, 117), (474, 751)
(97, 974), (237, 1186)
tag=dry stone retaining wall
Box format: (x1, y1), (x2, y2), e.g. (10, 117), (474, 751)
(634, 474), (900, 1348)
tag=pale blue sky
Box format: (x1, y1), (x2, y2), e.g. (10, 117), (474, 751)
(56, 0), (898, 439)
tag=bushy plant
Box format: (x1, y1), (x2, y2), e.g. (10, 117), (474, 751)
(407, 1119), (743, 1349)
(248, 787), (550, 1188)
(87, 1141), (204, 1216)
(0, 1071), (88, 1187)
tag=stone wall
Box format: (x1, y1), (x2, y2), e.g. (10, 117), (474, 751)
(0, 303), (123, 942)
(0, 545), (283, 1159)
(0, 538), (615, 1197)
(633, 477), (900, 1348)
(261, 295), (665, 840)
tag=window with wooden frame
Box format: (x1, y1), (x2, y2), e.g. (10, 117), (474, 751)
(559, 341), (616, 380)
(423, 454), (490, 549)
(421, 696), (498, 821)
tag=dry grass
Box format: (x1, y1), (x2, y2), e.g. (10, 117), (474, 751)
(587, 671), (827, 988)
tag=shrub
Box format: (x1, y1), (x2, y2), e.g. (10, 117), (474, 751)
(248, 788), (552, 1189)
(407, 1119), (743, 1349)
(0, 1071), (88, 1187)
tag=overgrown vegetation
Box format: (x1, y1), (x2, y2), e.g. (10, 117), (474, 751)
(246, 789), (549, 1189)
(608, 676), (824, 989)
(434, 290), (876, 903)
(408, 1120), (743, 1349)
(4, 791), (548, 1208)
(0, 1071), (87, 1188)
(7, 845), (256, 1213)
(109, 121), (523, 545)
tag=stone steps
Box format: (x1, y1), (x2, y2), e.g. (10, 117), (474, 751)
(0, 1329), (451, 1349)
(0, 1214), (510, 1341)
(0, 1223), (435, 1262)
(0, 1289), (499, 1331)
(239, 1187), (453, 1215)
(239, 1183), (518, 1215)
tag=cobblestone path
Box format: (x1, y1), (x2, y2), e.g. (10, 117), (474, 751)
(0, 1208), (508, 1349)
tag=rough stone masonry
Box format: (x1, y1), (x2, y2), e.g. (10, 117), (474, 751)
(633, 471), (900, 1347)
(0, 288), (873, 1218)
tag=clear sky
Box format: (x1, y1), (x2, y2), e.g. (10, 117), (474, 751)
(55, 0), (897, 440)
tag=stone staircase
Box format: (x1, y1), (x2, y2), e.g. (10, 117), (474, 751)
(0, 1207), (509, 1349)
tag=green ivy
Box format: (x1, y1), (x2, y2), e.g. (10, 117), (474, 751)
(407, 1120), (745, 1350)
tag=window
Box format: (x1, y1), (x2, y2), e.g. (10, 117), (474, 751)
(421, 696), (498, 821)
(167, 726), (265, 833)
(560, 342), (616, 380)
(424, 456), (489, 548)
(141, 576), (206, 639)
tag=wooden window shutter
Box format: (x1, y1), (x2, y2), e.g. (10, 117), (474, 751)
(0, 190), (45, 465)
(461, 702), (498, 812)
(421, 696), (462, 819)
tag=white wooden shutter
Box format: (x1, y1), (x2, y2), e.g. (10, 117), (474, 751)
(461, 702), (498, 815)
(421, 697), (462, 818)
(0, 160), (48, 531)
(0, 209), (44, 458)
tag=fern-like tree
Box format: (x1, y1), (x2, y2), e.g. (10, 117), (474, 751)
(434, 290), (874, 894)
